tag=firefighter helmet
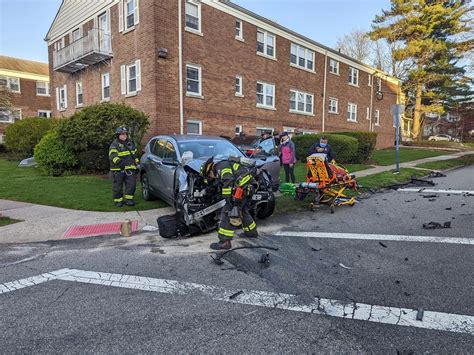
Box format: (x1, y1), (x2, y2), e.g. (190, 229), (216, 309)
(201, 157), (215, 177)
(115, 126), (129, 136)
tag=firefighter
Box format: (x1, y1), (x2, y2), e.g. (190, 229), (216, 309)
(109, 126), (140, 207)
(202, 156), (258, 250)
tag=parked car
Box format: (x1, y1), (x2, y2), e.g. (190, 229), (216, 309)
(428, 134), (458, 142)
(139, 135), (280, 238)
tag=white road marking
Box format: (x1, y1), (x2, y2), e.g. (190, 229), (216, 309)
(0, 268), (72, 295)
(397, 188), (474, 195)
(2, 268), (473, 334)
(273, 231), (474, 245)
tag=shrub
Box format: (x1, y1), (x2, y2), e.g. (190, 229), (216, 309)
(77, 149), (109, 173)
(292, 134), (358, 164)
(4, 117), (58, 158)
(34, 131), (78, 176)
(332, 131), (377, 163)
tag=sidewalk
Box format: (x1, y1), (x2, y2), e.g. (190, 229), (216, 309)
(355, 150), (474, 177)
(0, 199), (174, 244)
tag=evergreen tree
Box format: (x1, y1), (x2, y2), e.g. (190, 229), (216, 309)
(370, 0), (473, 139)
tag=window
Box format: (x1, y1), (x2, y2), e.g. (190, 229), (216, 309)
(76, 81), (83, 106)
(235, 75), (243, 96)
(0, 108), (21, 123)
(38, 110), (51, 118)
(329, 98), (338, 114)
(329, 58), (339, 75)
(347, 103), (357, 122)
(235, 19), (243, 39)
(121, 60), (141, 95)
(256, 127), (274, 136)
(256, 29), (275, 58)
(368, 74), (372, 87)
(102, 73), (110, 100)
(57, 85), (67, 110)
(375, 110), (380, 126)
(72, 28), (81, 42)
(290, 90), (313, 114)
(349, 67), (359, 86)
(256, 82), (275, 109)
(235, 124), (242, 135)
(185, 0), (201, 32)
(0, 133), (3, 144)
(119, 0), (139, 32)
(366, 107), (370, 120)
(290, 44), (314, 71)
(0, 76), (21, 93)
(376, 77), (382, 92)
(187, 120), (202, 135)
(36, 81), (50, 96)
(186, 64), (201, 96)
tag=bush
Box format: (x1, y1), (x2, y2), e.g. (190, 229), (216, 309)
(57, 103), (149, 173)
(332, 131), (377, 163)
(4, 117), (58, 158)
(77, 149), (109, 173)
(34, 131), (78, 176)
(292, 134), (359, 164)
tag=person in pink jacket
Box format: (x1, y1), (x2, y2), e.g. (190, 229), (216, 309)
(279, 131), (296, 183)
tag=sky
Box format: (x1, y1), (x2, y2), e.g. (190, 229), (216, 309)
(0, 0), (392, 63)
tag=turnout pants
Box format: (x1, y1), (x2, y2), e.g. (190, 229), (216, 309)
(112, 170), (137, 203)
(218, 202), (258, 240)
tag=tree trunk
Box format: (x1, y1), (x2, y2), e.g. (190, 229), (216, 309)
(412, 80), (423, 140)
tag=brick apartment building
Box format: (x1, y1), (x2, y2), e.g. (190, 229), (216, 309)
(45, 0), (401, 148)
(0, 56), (51, 143)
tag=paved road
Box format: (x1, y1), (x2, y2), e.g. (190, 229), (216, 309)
(1, 166), (473, 353)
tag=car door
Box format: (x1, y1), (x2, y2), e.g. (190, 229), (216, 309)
(146, 138), (167, 199)
(253, 137), (280, 189)
(160, 139), (180, 204)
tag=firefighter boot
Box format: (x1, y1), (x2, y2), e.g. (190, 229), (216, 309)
(210, 239), (232, 250)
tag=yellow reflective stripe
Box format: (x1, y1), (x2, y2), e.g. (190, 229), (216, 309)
(218, 228), (234, 237)
(243, 227), (249, 232)
(111, 168), (121, 171)
(112, 157), (120, 163)
(114, 197), (123, 202)
(124, 195), (134, 199)
(131, 149), (137, 154)
(124, 165), (136, 169)
(221, 168), (233, 177)
(233, 163), (240, 171)
(135, 158), (140, 163)
(118, 151), (131, 156)
(239, 175), (252, 186)
(109, 149), (118, 156)
(222, 187), (232, 194)
(248, 221), (256, 230)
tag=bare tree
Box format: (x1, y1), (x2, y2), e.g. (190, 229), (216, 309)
(335, 28), (372, 63)
(0, 78), (13, 110)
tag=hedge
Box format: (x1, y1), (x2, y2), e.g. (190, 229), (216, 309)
(34, 131), (78, 176)
(4, 117), (58, 158)
(57, 103), (149, 173)
(292, 134), (359, 164)
(332, 131), (377, 163)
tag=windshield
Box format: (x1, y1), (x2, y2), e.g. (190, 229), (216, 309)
(178, 140), (244, 160)
(231, 136), (261, 147)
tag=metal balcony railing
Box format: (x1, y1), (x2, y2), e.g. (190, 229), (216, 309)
(53, 28), (112, 73)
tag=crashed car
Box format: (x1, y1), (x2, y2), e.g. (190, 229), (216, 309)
(139, 135), (280, 238)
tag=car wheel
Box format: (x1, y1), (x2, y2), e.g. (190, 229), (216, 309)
(256, 192), (276, 219)
(141, 173), (157, 201)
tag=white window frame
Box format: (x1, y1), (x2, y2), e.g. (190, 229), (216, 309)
(0, 107), (21, 123)
(235, 19), (243, 40)
(366, 107), (370, 120)
(0, 133), (4, 143)
(75, 81), (83, 107)
(256, 29), (276, 59)
(185, 0), (201, 34)
(328, 98), (338, 114)
(1, 76), (21, 93)
(376, 77), (382, 92)
(347, 103), (358, 122)
(187, 119), (202, 135)
(119, 0), (139, 32)
(368, 74), (372, 87)
(375, 109), (380, 126)
(57, 85), (67, 111)
(38, 110), (52, 118)
(121, 60), (141, 96)
(102, 72), (110, 101)
(71, 28), (81, 42)
(235, 75), (243, 97)
(289, 89), (314, 115)
(186, 64), (202, 97)
(256, 81), (275, 109)
(256, 127), (274, 136)
(235, 124), (243, 135)
(36, 81), (50, 96)
(349, 67), (359, 86)
(329, 58), (339, 75)
(290, 43), (315, 72)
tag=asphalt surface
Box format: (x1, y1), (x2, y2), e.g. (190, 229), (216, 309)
(1, 165), (473, 353)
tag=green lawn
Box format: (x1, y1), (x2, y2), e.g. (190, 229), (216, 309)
(370, 148), (451, 166)
(278, 162), (372, 183)
(415, 154), (474, 171)
(0, 216), (22, 227)
(0, 160), (167, 212)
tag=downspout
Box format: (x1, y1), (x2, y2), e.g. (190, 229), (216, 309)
(321, 50), (328, 132)
(369, 72), (374, 132)
(178, 0), (184, 134)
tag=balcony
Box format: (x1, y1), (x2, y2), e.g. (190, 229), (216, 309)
(53, 28), (112, 73)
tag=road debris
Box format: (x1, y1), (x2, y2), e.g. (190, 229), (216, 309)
(338, 263), (353, 270)
(428, 171), (446, 178)
(259, 253), (271, 266)
(416, 308), (424, 321)
(210, 246), (279, 266)
(379, 242), (388, 248)
(445, 207), (452, 210)
(422, 194), (438, 198)
(229, 290), (244, 299)
(311, 247), (322, 251)
(422, 221), (451, 229)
